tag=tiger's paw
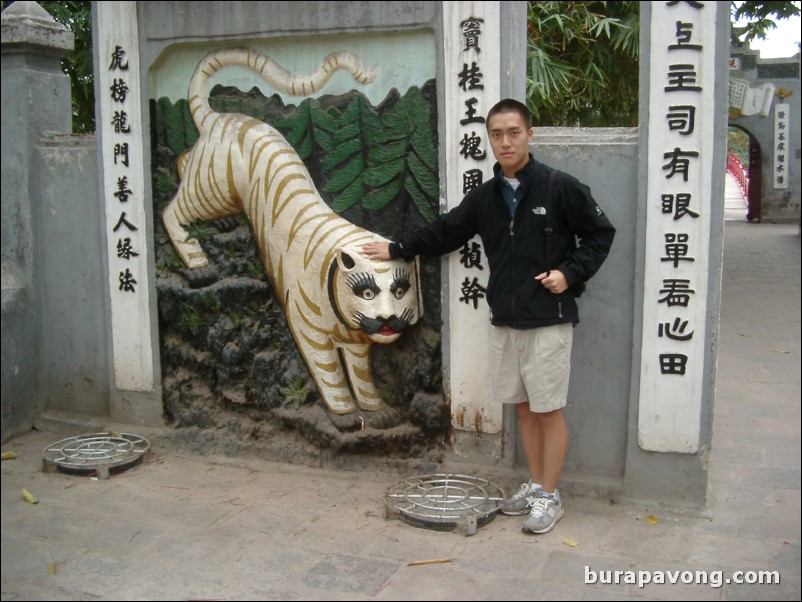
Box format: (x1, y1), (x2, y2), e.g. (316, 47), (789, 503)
(327, 411), (363, 432)
(355, 396), (387, 412)
(176, 239), (209, 269)
(362, 405), (402, 430)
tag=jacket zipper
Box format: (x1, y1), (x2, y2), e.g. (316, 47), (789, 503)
(510, 217), (516, 325)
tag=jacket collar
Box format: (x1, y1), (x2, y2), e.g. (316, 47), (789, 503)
(493, 154), (539, 186)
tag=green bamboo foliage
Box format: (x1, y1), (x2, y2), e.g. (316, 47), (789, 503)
(274, 99), (338, 161)
(244, 87), (439, 221)
(378, 87), (439, 222)
(154, 97), (198, 156)
(318, 88), (439, 221)
(320, 95), (386, 212)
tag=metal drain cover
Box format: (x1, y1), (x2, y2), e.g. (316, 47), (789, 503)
(385, 474), (505, 534)
(42, 432), (150, 475)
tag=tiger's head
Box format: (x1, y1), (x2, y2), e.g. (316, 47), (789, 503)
(329, 246), (422, 344)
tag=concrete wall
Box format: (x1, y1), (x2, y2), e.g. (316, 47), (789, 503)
(531, 129), (639, 487)
(138, 1), (438, 77)
(34, 134), (109, 418)
(1, 3), (110, 443)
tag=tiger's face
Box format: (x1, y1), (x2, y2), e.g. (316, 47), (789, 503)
(330, 247), (422, 343)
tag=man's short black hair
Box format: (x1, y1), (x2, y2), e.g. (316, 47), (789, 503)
(486, 99), (532, 130)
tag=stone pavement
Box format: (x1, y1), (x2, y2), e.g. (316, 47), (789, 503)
(1, 221), (799, 601)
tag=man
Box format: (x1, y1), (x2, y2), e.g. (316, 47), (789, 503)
(362, 98), (615, 534)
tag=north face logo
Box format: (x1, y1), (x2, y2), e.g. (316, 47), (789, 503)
(532, 207), (547, 215)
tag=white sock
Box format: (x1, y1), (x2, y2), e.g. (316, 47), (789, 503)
(540, 489), (560, 501)
(530, 482), (542, 492)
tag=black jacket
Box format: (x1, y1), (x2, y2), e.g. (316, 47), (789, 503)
(390, 156), (616, 328)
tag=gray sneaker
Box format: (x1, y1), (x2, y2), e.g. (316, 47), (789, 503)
(522, 490), (564, 534)
(499, 480), (538, 516)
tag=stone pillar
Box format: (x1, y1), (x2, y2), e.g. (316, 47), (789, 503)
(94, 1), (162, 426)
(440, 0), (527, 468)
(1, 1), (73, 442)
(627, 0), (728, 504)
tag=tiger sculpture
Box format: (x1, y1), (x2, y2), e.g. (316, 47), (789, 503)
(162, 47), (423, 421)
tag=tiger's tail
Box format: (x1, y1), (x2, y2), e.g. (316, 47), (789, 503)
(187, 47), (378, 134)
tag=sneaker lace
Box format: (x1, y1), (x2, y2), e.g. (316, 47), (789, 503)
(510, 482), (531, 500)
(526, 495), (550, 515)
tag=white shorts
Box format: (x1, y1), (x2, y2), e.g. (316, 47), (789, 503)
(490, 323), (573, 412)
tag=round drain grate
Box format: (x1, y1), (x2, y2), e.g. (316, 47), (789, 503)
(385, 474), (505, 533)
(42, 432), (150, 475)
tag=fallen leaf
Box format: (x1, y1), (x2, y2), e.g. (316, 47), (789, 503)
(22, 488), (39, 504)
(48, 560), (56, 575)
(773, 348), (789, 354)
(563, 538), (580, 547)
(645, 515), (659, 525)
(1, 451), (17, 460)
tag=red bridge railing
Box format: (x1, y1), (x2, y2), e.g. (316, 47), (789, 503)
(727, 152), (749, 197)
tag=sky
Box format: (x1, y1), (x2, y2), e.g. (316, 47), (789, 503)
(735, 11), (801, 58)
